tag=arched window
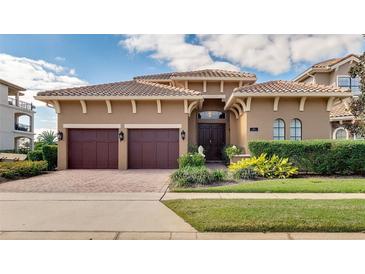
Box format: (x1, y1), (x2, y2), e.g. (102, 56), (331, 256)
(290, 118), (302, 140)
(198, 111), (225, 120)
(333, 127), (349, 140)
(273, 119), (285, 140)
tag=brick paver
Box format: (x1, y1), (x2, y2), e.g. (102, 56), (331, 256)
(0, 169), (172, 193)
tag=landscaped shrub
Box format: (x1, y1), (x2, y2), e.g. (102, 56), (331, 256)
(42, 145), (58, 170)
(211, 169), (227, 182)
(0, 161), (48, 179)
(178, 152), (205, 168)
(232, 167), (257, 180)
(248, 140), (365, 175)
(171, 166), (213, 187)
(27, 150), (44, 161)
(188, 144), (199, 153)
(224, 145), (243, 161)
(229, 154), (298, 179)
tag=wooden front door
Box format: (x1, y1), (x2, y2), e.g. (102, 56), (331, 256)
(198, 123), (225, 161)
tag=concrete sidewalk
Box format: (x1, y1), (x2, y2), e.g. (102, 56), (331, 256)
(1, 231), (365, 240)
(163, 192), (365, 200)
(0, 193), (195, 233)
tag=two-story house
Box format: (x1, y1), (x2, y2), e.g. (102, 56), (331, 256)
(294, 54), (361, 140)
(35, 69), (349, 170)
(0, 79), (35, 151)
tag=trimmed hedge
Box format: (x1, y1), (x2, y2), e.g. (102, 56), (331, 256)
(0, 161), (48, 179)
(27, 150), (44, 161)
(248, 140), (365, 175)
(42, 145), (58, 170)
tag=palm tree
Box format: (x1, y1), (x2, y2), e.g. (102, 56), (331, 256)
(37, 130), (57, 145)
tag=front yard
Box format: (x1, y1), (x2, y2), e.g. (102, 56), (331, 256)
(172, 177), (365, 193)
(163, 199), (365, 232)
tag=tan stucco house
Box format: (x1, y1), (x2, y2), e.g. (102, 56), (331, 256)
(294, 54), (361, 140)
(35, 69), (351, 170)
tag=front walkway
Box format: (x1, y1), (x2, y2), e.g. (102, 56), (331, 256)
(163, 193), (365, 200)
(0, 169), (172, 193)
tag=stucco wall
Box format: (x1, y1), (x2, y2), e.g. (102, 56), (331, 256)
(175, 80), (240, 98)
(245, 97), (331, 146)
(328, 62), (353, 87)
(313, 73), (331, 85)
(57, 100), (189, 170)
(229, 112), (247, 152)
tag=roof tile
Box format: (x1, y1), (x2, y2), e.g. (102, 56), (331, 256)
(37, 80), (202, 97)
(234, 80), (351, 95)
(134, 69), (256, 80)
(330, 98), (353, 118)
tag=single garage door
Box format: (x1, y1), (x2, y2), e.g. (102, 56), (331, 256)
(128, 129), (179, 169)
(68, 129), (118, 169)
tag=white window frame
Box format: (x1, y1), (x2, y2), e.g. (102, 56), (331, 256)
(273, 118), (285, 140)
(333, 126), (349, 140)
(290, 118), (302, 140)
(336, 75), (361, 94)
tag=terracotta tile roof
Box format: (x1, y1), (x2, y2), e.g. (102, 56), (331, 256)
(313, 54), (359, 69)
(134, 69), (256, 80)
(233, 80), (351, 95)
(330, 98), (353, 118)
(36, 80), (202, 97)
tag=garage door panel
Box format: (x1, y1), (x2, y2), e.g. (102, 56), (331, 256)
(128, 143), (142, 169)
(168, 142), (179, 168)
(68, 129), (118, 169)
(82, 142), (97, 169)
(96, 142), (109, 169)
(128, 129), (179, 169)
(156, 142), (169, 169)
(142, 143), (156, 169)
(108, 142), (118, 169)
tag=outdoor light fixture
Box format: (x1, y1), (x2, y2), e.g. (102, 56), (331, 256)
(57, 130), (63, 141)
(181, 130), (186, 140)
(119, 130), (124, 141)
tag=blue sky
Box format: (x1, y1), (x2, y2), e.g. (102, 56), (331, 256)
(0, 34), (364, 135)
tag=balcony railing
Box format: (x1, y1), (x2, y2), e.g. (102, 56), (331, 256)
(8, 97), (35, 111)
(15, 123), (31, 132)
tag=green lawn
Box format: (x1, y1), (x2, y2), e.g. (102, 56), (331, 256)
(172, 178), (365, 193)
(163, 199), (365, 232)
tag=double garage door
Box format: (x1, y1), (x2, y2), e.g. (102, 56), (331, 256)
(68, 128), (179, 169)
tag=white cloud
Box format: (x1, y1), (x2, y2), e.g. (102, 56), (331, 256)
(121, 34), (239, 71)
(0, 53), (87, 106)
(199, 34), (291, 75)
(121, 34), (364, 75)
(290, 34), (364, 62)
(55, 56), (66, 62)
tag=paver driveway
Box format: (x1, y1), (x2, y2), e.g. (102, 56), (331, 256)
(0, 169), (172, 193)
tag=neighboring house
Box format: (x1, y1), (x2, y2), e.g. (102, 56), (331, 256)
(294, 54), (361, 140)
(35, 69), (351, 170)
(0, 79), (35, 151)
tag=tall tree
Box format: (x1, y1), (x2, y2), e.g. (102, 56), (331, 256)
(346, 52), (365, 137)
(37, 130), (57, 145)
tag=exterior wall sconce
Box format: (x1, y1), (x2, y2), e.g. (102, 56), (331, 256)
(119, 130), (124, 141)
(181, 130), (186, 140)
(57, 130), (64, 141)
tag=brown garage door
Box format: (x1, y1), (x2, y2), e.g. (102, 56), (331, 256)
(128, 129), (179, 169)
(68, 129), (118, 169)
